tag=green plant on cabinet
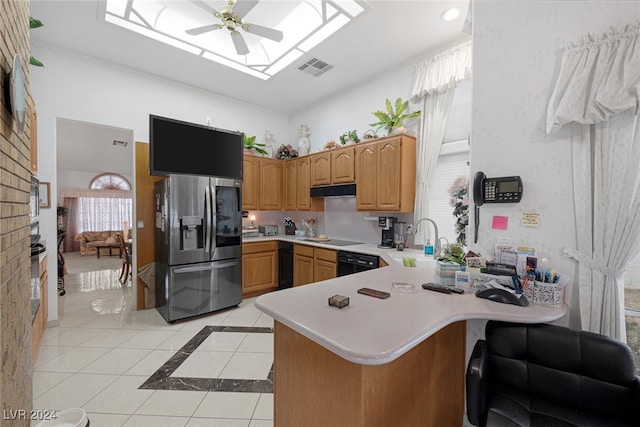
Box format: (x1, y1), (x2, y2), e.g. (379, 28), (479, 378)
(369, 98), (421, 136)
(243, 133), (268, 156)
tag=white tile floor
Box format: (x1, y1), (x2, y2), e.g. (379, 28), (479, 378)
(33, 254), (274, 426)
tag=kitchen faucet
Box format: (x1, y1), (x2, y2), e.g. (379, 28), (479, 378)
(410, 218), (440, 255)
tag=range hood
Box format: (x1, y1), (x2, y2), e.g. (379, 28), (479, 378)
(310, 183), (356, 198)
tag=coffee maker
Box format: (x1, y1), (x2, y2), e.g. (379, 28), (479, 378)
(377, 216), (397, 248)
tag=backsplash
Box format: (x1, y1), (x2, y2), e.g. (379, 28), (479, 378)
(243, 198), (414, 246)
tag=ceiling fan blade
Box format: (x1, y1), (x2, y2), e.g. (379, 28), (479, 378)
(244, 23), (283, 42)
(230, 30), (249, 55)
(186, 24), (221, 35)
(188, 0), (219, 15)
(233, 0), (259, 19)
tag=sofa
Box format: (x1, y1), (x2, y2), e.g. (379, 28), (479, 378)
(74, 231), (121, 256)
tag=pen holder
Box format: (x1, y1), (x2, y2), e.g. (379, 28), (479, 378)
(533, 281), (565, 307)
(522, 284), (534, 302)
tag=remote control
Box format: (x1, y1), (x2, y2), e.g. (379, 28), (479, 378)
(421, 283), (464, 294)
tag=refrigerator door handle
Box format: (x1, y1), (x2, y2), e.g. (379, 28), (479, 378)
(204, 184), (212, 253)
(211, 185), (217, 256)
(173, 264), (215, 274)
(172, 260), (239, 275)
(211, 260), (240, 269)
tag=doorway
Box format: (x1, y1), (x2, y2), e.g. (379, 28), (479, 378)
(56, 118), (135, 317)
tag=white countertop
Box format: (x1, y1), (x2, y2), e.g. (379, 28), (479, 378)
(252, 235), (568, 366)
(243, 234), (428, 265)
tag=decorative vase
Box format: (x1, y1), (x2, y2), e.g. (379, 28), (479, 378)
(298, 124), (311, 156)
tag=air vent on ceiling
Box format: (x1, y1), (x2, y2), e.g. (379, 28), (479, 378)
(298, 58), (333, 77)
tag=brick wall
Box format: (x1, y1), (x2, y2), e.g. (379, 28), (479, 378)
(1, 0), (35, 421)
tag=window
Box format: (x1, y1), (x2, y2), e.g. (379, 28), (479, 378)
(427, 80), (471, 245)
(78, 173), (132, 232)
(90, 173), (131, 190)
(428, 141), (470, 244)
(78, 196), (132, 232)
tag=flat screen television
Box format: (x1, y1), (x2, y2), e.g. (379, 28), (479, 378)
(149, 115), (243, 179)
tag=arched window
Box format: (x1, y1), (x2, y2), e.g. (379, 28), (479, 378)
(89, 173), (131, 190)
(76, 173), (133, 232)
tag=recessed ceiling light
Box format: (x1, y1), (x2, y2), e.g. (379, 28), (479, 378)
(441, 8), (460, 22)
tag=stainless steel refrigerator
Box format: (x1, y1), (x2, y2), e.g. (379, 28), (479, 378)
(154, 175), (242, 322)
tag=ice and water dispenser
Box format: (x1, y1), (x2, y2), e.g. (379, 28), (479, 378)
(180, 215), (203, 250)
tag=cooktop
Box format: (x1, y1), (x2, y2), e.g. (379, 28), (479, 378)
(323, 239), (362, 247)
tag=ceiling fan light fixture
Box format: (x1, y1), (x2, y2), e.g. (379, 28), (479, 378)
(105, 0), (366, 79)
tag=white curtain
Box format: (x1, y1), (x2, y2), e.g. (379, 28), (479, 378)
(547, 21), (640, 340)
(411, 41), (472, 245)
(78, 196), (133, 232)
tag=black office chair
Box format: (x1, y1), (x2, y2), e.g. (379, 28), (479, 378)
(466, 320), (640, 427)
(57, 232), (66, 296)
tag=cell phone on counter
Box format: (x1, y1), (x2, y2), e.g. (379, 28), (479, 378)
(357, 288), (391, 299)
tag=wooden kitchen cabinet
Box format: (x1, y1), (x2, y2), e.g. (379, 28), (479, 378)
(32, 254), (47, 366)
(284, 160), (297, 210)
(242, 155), (260, 210)
(294, 244), (315, 286)
(310, 152), (331, 186)
(294, 244), (337, 286)
(313, 247), (337, 282)
(242, 241), (278, 297)
(242, 155), (285, 211)
(295, 157), (324, 211)
(259, 158), (284, 210)
(355, 134), (416, 212)
(330, 146), (355, 184)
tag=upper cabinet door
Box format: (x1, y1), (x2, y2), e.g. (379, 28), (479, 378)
(310, 152), (331, 186)
(354, 135), (416, 212)
(259, 158), (283, 210)
(284, 160), (297, 210)
(355, 144), (377, 210)
(376, 138), (402, 211)
(242, 155), (259, 210)
(331, 147), (355, 184)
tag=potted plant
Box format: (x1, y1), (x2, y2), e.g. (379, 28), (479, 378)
(339, 130), (360, 145)
(243, 133), (268, 156)
(369, 98), (421, 136)
(275, 144), (298, 159)
(436, 243), (467, 265)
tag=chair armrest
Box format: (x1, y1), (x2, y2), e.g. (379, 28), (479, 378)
(466, 339), (488, 426)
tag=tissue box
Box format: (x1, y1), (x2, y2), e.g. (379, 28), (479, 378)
(436, 261), (461, 286)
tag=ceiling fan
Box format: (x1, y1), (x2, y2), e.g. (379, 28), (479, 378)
(186, 0), (284, 55)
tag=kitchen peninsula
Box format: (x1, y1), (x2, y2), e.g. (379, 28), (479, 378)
(255, 248), (568, 426)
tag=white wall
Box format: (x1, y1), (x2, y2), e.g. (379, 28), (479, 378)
(30, 43), (290, 322)
(471, 0), (639, 329)
(288, 37), (468, 150)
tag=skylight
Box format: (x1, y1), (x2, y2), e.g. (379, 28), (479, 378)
(104, 0), (365, 80)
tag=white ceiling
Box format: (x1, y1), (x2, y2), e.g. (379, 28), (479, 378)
(30, 0), (470, 115)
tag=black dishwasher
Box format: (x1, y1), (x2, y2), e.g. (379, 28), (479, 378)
(337, 251), (379, 276)
(278, 241), (294, 289)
